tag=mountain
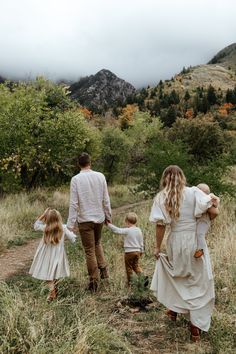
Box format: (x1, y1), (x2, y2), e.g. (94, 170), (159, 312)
(0, 75), (6, 84)
(208, 43), (236, 71)
(69, 69), (136, 113)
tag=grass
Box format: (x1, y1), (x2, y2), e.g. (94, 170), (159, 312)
(0, 188), (236, 353)
(0, 184), (144, 251)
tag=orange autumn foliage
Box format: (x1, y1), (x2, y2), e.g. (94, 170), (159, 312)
(185, 108), (194, 119)
(80, 107), (93, 119)
(218, 103), (234, 116)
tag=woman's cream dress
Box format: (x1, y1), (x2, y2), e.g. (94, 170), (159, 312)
(150, 186), (214, 331)
(29, 220), (76, 281)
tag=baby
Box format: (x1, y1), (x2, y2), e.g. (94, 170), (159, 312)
(107, 212), (148, 286)
(194, 183), (219, 258)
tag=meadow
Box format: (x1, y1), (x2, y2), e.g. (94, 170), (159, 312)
(0, 184), (236, 353)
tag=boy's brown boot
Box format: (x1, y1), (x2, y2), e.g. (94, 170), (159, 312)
(194, 249), (204, 258)
(87, 279), (98, 293)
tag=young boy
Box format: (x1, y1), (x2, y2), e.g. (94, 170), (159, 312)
(194, 183), (220, 258)
(107, 212), (146, 286)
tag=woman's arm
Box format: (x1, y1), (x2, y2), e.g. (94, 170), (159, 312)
(154, 224), (166, 259)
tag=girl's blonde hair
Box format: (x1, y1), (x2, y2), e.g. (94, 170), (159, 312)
(160, 165), (186, 220)
(44, 209), (63, 245)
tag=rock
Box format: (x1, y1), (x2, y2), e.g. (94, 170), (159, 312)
(69, 69), (136, 113)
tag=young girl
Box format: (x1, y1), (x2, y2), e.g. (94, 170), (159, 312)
(29, 208), (77, 301)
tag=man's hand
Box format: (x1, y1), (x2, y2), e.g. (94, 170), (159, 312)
(154, 247), (160, 260)
(105, 219), (112, 225)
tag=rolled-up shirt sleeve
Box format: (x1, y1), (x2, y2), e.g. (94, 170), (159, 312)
(67, 177), (79, 228)
(103, 178), (112, 221)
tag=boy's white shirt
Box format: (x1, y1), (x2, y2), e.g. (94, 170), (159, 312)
(107, 223), (144, 253)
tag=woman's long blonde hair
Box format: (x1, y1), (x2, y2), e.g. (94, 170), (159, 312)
(44, 209), (63, 245)
(160, 165), (186, 220)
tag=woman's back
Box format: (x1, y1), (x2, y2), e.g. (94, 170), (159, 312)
(171, 187), (197, 233)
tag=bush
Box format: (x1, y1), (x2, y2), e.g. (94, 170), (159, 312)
(0, 79), (100, 192)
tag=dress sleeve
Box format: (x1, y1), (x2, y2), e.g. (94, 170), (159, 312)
(63, 226), (77, 243)
(33, 220), (46, 232)
(107, 223), (129, 235)
(149, 193), (171, 225)
(193, 187), (212, 218)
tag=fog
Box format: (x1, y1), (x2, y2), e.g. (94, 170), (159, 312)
(0, 0), (235, 87)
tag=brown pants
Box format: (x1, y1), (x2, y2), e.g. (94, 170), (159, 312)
(78, 222), (107, 281)
(125, 252), (143, 285)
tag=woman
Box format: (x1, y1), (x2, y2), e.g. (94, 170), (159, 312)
(149, 165), (218, 341)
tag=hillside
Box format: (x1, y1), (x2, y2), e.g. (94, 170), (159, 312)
(131, 44), (236, 128)
(69, 69), (136, 113)
(208, 43), (236, 71)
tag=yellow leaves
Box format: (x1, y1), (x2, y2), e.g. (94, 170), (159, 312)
(119, 104), (138, 129)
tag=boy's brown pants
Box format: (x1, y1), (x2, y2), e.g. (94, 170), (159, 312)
(78, 222), (107, 282)
(124, 251), (143, 285)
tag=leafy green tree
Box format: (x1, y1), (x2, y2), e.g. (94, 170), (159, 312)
(168, 118), (228, 161)
(99, 127), (129, 183)
(0, 79), (99, 192)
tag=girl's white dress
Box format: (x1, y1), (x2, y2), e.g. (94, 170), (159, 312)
(150, 186), (214, 332)
(29, 220), (76, 281)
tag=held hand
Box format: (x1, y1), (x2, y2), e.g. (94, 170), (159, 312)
(154, 247), (160, 260)
(105, 219), (111, 225)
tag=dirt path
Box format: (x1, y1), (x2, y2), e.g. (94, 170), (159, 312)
(0, 200), (149, 281)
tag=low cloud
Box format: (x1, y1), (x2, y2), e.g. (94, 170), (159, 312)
(0, 0), (235, 87)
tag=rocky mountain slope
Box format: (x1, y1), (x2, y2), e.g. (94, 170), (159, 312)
(69, 69), (136, 113)
(208, 43), (236, 71)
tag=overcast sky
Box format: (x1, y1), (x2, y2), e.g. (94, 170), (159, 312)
(0, 0), (235, 87)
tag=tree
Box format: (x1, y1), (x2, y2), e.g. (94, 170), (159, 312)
(99, 127), (129, 183)
(207, 85), (217, 105)
(184, 90), (191, 101)
(161, 106), (177, 127)
(0, 79), (100, 192)
(168, 90), (180, 105)
(168, 118), (228, 161)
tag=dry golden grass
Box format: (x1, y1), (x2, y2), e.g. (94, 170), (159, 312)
(0, 187), (235, 353)
(0, 184), (142, 251)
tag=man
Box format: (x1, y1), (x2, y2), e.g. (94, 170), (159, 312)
(67, 152), (112, 292)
